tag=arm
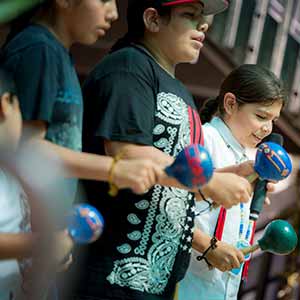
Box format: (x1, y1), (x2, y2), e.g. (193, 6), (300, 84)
(0, 231), (73, 263)
(103, 140), (184, 188)
(104, 140), (254, 208)
(200, 172), (252, 209)
(192, 228), (244, 272)
(21, 121), (163, 194)
(0, 233), (36, 260)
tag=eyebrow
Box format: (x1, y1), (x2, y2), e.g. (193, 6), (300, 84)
(256, 109), (280, 119)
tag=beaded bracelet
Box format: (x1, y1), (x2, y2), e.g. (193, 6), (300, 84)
(196, 236), (218, 269)
(108, 152), (124, 197)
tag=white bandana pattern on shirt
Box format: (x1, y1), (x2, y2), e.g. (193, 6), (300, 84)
(107, 92), (195, 294)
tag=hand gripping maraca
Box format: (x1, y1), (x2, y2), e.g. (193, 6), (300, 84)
(165, 144), (214, 189)
(66, 203), (104, 244)
(247, 142), (292, 183)
(47, 204), (104, 271)
(241, 220), (298, 256)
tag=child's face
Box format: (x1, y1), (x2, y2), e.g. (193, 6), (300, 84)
(226, 100), (283, 148)
(155, 3), (208, 65)
(65, 0), (118, 45)
(0, 94), (22, 151)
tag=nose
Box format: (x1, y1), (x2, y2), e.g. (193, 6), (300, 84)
(262, 122), (273, 134)
(106, 0), (119, 23)
(198, 22), (209, 33)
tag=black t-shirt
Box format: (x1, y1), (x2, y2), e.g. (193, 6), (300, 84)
(1, 24), (83, 209)
(74, 45), (203, 300)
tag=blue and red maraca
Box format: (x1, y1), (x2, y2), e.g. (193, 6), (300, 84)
(66, 203), (104, 244)
(247, 142), (292, 183)
(165, 144), (214, 189)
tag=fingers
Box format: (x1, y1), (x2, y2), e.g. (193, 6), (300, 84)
(264, 196), (271, 205)
(237, 160), (255, 177)
(114, 159), (159, 194)
(225, 249), (244, 270)
(236, 249), (245, 264)
(266, 182), (276, 193)
(130, 160), (163, 194)
(58, 253), (73, 272)
(207, 243), (244, 272)
(210, 173), (253, 209)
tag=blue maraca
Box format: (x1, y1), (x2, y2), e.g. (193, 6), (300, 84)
(165, 144), (214, 189)
(66, 203), (104, 244)
(247, 142), (292, 183)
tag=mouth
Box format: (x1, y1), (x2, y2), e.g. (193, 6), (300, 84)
(96, 25), (111, 35)
(191, 33), (205, 49)
(252, 133), (263, 143)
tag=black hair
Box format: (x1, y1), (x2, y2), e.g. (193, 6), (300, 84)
(200, 64), (287, 124)
(111, 0), (171, 52)
(0, 67), (17, 101)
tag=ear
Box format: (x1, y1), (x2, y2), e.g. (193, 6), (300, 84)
(143, 8), (160, 33)
(223, 92), (238, 116)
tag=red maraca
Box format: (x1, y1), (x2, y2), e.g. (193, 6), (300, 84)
(165, 144), (214, 188)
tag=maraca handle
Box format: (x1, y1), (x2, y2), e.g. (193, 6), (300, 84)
(247, 172), (259, 184)
(241, 243), (260, 255)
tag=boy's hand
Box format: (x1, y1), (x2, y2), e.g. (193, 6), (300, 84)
(202, 172), (252, 209)
(113, 159), (164, 194)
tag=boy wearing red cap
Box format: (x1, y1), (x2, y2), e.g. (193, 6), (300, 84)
(67, 1), (253, 300)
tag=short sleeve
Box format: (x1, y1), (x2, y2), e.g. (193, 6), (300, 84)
(84, 71), (156, 146)
(14, 44), (60, 123)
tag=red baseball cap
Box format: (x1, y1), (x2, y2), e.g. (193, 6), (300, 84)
(160, 0), (229, 15)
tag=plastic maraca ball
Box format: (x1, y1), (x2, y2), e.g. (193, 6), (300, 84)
(255, 142), (292, 181)
(66, 204), (104, 244)
(165, 144), (214, 188)
(258, 220), (298, 255)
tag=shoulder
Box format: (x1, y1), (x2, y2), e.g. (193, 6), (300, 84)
(3, 25), (67, 59)
(202, 122), (226, 159)
(88, 46), (156, 81)
(202, 122), (221, 141)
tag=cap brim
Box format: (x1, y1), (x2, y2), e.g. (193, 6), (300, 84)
(162, 0), (228, 15)
(201, 0), (228, 15)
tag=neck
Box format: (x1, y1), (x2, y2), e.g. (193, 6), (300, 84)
(140, 38), (176, 78)
(222, 117), (245, 150)
(34, 12), (72, 49)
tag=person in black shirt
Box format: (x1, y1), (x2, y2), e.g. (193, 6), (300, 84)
(70, 1), (255, 300)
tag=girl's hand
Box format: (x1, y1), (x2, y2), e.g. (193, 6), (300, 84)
(205, 240), (245, 272)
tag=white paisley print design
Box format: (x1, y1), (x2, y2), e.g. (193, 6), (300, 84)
(107, 92), (196, 294)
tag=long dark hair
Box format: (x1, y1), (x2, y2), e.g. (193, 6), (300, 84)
(111, 0), (171, 53)
(200, 64), (287, 124)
